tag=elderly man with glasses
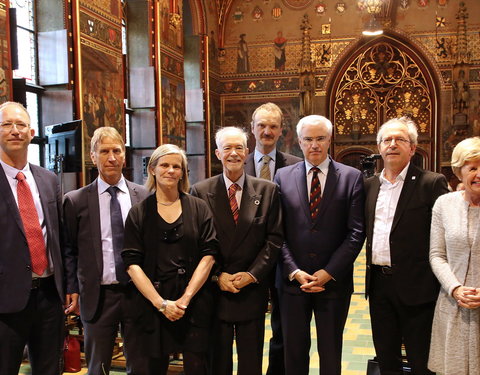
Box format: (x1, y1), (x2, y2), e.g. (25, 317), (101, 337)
(364, 117), (448, 375)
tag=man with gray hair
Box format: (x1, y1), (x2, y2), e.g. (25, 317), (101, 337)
(191, 126), (283, 375)
(365, 117), (448, 375)
(274, 115), (365, 375)
(63, 126), (150, 374)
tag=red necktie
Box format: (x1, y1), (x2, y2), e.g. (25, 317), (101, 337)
(309, 167), (322, 220)
(16, 172), (48, 275)
(228, 183), (240, 224)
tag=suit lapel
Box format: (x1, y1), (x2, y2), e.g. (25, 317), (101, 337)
(366, 176), (381, 245)
(0, 164), (25, 237)
(244, 153), (256, 177)
(30, 165), (52, 242)
(233, 175), (261, 245)
(274, 150), (286, 174)
(87, 180), (104, 275)
(207, 175), (236, 237)
(294, 163), (310, 220)
(391, 164), (419, 233)
(126, 180), (142, 206)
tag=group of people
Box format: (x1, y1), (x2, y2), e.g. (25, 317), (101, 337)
(0, 100), (479, 375)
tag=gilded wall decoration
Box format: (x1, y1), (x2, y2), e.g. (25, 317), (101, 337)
(161, 53), (184, 78)
(0, 0), (11, 103)
(222, 77), (298, 94)
(80, 11), (122, 50)
(80, 0), (121, 23)
(160, 0), (183, 51)
(282, 0), (314, 10)
(333, 42), (432, 138)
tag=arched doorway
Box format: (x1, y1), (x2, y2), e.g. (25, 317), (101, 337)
(328, 33), (440, 172)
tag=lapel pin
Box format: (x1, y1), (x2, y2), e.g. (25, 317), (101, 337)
(412, 176), (416, 180)
(254, 199), (260, 205)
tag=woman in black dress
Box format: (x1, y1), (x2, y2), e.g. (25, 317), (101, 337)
(122, 144), (218, 375)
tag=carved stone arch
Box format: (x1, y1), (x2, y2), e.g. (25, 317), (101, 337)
(327, 32), (442, 171)
(188, 0), (207, 35)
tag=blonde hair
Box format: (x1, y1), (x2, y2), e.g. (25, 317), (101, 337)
(451, 137), (480, 180)
(251, 102), (284, 126)
(90, 127), (125, 153)
(145, 144), (190, 193)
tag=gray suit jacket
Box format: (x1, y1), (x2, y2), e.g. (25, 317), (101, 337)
(0, 164), (65, 313)
(63, 178), (149, 321)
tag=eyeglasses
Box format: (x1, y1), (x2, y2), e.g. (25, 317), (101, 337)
(380, 137), (411, 146)
(0, 121), (30, 131)
(301, 136), (329, 145)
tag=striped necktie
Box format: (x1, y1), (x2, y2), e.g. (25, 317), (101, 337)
(309, 167), (322, 220)
(228, 183), (240, 224)
(259, 155), (272, 180)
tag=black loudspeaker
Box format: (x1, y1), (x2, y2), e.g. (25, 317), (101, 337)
(8, 8), (18, 70)
(46, 120), (82, 173)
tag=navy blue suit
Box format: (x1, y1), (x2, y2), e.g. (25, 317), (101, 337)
(274, 158), (365, 375)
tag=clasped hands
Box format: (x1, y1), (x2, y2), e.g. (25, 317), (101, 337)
(295, 269), (332, 293)
(453, 286), (480, 309)
(217, 272), (255, 293)
(159, 294), (191, 322)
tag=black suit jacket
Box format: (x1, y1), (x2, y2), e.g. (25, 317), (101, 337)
(364, 163), (448, 305)
(191, 174), (283, 322)
(244, 150), (302, 178)
(274, 159), (365, 298)
(0, 164), (65, 314)
(63, 178), (149, 322)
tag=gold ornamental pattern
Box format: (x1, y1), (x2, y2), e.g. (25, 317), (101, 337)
(334, 42), (432, 137)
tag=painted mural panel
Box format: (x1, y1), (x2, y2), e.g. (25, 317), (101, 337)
(0, 0), (11, 103)
(161, 76), (185, 148)
(81, 43), (124, 157)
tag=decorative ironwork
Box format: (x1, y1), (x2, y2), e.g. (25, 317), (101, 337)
(333, 42), (432, 138)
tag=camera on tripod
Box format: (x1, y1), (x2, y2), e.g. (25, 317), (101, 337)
(360, 154), (381, 178)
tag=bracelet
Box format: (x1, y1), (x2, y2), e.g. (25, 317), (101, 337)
(159, 299), (168, 312)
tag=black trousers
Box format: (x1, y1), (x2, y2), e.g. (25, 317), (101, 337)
(82, 284), (149, 375)
(369, 268), (436, 375)
(0, 276), (64, 375)
(211, 317), (265, 375)
(281, 291), (351, 375)
(267, 267), (285, 375)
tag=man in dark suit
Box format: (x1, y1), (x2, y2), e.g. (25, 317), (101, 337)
(63, 127), (150, 374)
(0, 102), (65, 375)
(274, 115), (365, 375)
(191, 126), (283, 375)
(245, 102), (301, 375)
(365, 117), (448, 375)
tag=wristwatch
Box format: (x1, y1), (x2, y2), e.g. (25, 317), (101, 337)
(211, 271), (221, 283)
(159, 299), (168, 312)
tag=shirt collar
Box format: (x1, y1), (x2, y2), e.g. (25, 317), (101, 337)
(223, 172), (245, 190)
(0, 159), (30, 180)
(305, 157), (330, 176)
(379, 162), (410, 185)
(254, 148), (276, 164)
(97, 175), (127, 194)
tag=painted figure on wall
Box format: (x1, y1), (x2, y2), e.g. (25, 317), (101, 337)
(237, 34), (250, 73)
(274, 31), (287, 71)
(453, 69), (469, 113)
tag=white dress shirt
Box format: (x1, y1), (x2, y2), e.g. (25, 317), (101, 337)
(371, 163), (410, 266)
(254, 148), (276, 181)
(97, 176), (131, 285)
(0, 159), (53, 276)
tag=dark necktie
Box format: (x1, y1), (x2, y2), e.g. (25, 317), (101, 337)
(228, 183), (240, 225)
(16, 172), (48, 275)
(259, 155), (272, 180)
(106, 186), (129, 284)
(309, 167), (322, 220)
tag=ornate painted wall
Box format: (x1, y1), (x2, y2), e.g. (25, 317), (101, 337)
(0, 0), (12, 103)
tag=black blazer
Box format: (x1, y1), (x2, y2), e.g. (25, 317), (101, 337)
(63, 178), (149, 322)
(0, 164), (65, 313)
(191, 174), (283, 322)
(364, 163), (448, 305)
(244, 150), (302, 178)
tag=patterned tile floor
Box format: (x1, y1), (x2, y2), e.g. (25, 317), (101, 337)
(20, 252), (374, 375)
